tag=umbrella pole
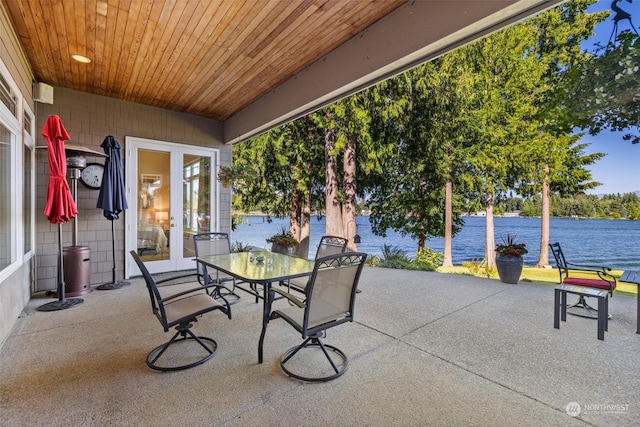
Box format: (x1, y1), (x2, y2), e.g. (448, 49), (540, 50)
(38, 224), (84, 311)
(57, 223), (65, 301)
(97, 219), (130, 290)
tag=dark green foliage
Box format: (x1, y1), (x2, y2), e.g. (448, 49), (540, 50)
(512, 192), (640, 219)
(413, 247), (444, 271)
(560, 32), (640, 143)
(230, 241), (252, 252)
(367, 244), (442, 271)
(366, 63), (466, 251)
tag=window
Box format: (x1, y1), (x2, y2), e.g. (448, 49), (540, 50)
(183, 156), (211, 233)
(23, 109), (32, 134)
(0, 59), (23, 280)
(23, 106), (34, 256)
(0, 74), (17, 117)
(0, 124), (11, 270)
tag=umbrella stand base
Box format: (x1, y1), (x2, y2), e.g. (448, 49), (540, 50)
(37, 298), (84, 312)
(97, 281), (131, 290)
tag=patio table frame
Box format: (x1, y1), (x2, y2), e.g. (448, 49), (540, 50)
(196, 251), (315, 363)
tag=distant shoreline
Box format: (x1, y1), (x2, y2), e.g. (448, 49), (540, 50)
(233, 212), (637, 221)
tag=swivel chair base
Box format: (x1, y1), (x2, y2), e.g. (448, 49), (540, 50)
(280, 335), (348, 382)
(147, 323), (217, 372)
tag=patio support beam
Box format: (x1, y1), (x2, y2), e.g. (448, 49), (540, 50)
(223, 0), (564, 145)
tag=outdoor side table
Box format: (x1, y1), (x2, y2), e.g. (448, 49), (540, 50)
(554, 284), (608, 340)
(619, 270), (640, 334)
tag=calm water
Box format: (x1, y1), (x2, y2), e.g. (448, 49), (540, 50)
(231, 215), (640, 270)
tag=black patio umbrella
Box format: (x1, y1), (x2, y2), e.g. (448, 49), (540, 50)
(38, 115), (83, 311)
(96, 136), (130, 290)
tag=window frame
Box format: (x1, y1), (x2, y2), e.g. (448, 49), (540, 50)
(22, 103), (35, 259)
(0, 58), (26, 281)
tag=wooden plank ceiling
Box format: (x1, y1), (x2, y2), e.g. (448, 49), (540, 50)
(2, 0), (406, 122)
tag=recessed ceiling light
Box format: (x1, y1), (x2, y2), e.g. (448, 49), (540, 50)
(71, 54), (91, 63)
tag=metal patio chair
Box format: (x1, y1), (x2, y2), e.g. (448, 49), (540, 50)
(267, 251), (367, 382)
(193, 232), (242, 303)
(549, 242), (616, 318)
(285, 235), (348, 295)
(130, 250), (231, 371)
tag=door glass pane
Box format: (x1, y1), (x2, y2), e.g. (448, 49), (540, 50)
(0, 124), (11, 269)
(183, 154), (211, 258)
(137, 149), (170, 261)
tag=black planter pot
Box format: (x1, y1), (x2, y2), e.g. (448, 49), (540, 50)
(495, 253), (523, 284)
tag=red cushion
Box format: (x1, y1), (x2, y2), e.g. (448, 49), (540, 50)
(563, 277), (615, 291)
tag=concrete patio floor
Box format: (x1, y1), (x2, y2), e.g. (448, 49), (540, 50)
(1, 267), (639, 426)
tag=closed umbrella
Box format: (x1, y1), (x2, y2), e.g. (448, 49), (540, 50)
(38, 115), (84, 311)
(96, 135), (130, 290)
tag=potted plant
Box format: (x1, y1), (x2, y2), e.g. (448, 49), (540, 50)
(495, 234), (528, 284)
(266, 227), (299, 255)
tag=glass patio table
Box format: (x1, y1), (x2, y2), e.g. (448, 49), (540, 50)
(196, 251), (316, 363)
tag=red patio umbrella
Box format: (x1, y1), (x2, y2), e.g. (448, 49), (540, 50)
(43, 116), (77, 224)
(38, 115), (84, 311)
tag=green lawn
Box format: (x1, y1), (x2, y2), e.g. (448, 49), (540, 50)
(437, 265), (637, 297)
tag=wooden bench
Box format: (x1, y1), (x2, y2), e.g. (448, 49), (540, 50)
(554, 284), (608, 340)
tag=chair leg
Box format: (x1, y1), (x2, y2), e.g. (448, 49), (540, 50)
(280, 335), (348, 382)
(146, 323), (217, 372)
(201, 273), (241, 304)
(209, 283), (241, 304)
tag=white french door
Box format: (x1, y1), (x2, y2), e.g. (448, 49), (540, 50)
(125, 137), (220, 277)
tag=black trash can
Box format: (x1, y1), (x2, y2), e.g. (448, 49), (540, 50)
(63, 246), (93, 296)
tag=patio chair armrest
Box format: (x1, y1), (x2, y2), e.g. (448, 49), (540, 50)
(155, 271), (199, 285)
(271, 287), (305, 308)
(160, 282), (225, 303)
(565, 261), (612, 272)
(596, 269), (617, 284)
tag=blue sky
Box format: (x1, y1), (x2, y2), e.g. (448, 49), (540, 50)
(580, 0), (639, 195)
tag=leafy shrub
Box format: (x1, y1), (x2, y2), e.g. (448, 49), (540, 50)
(461, 258), (496, 278)
(365, 255), (381, 267)
(372, 244), (443, 271)
(413, 247), (443, 271)
(231, 241), (251, 252)
(380, 244), (408, 260)
(379, 257), (415, 270)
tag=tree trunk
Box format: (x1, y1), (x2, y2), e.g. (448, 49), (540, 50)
(299, 189), (312, 259)
(289, 188), (303, 257)
(325, 128), (342, 236)
(343, 133), (358, 251)
(485, 189), (496, 269)
(442, 179), (453, 267)
(417, 232), (426, 252)
(537, 166), (550, 267)
(289, 189), (301, 240)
